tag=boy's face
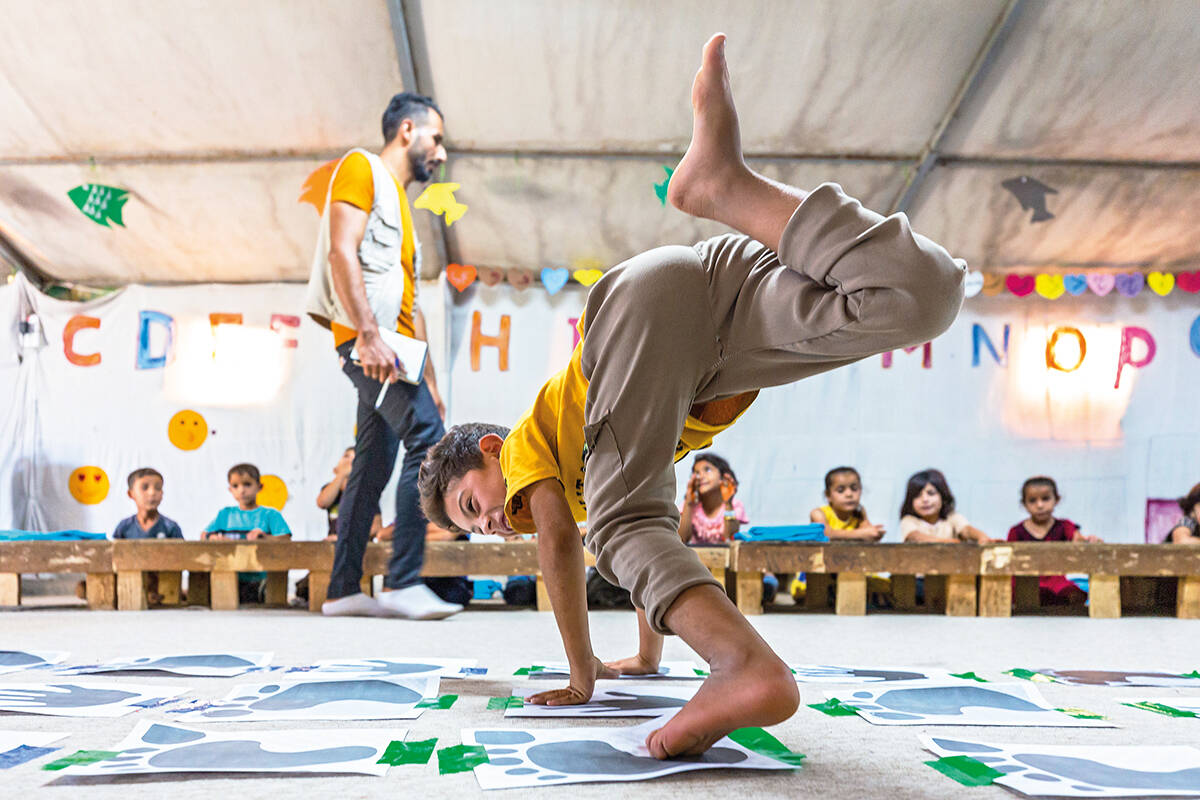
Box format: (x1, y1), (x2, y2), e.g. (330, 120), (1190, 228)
(228, 472), (261, 508)
(128, 476), (163, 511)
(443, 435), (513, 538)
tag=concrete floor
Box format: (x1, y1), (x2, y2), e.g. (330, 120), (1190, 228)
(4, 605), (1200, 798)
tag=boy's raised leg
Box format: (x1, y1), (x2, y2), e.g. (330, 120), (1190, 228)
(668, 33), (806, 254)
(645, 584), (798, 758)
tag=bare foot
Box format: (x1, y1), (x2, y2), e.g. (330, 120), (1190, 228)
(604, 653), (661, 676)
(644, 649), (798, 759)
(668, 33), (750, 220)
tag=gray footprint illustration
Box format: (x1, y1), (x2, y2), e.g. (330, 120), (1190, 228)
(0, 652), (44, 668)
(526, 740), (747, 774)
(203, 679), (422, 717)
(1015, 753), (1200, 790)
(147, 740), (376, 769)
(862, 686), (1045, 717)
(0, 683), (138, 708)
(842, 669), (927, 683)
(134, 655), (254, 670)
(347, 660), (439, 676)
(578, 691), (688, 714)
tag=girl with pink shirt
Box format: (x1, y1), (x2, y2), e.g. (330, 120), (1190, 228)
(678, 452), (747, 545)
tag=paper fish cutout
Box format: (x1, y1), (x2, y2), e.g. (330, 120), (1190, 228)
(506, 268), (533, 291)
(1086, 274), (1115, 296)
(1062, 274), (1088, 296)
(446, 263), (477, 292)
(573, 269), (603, 287)
(67, 185), (129, 228)
(654, 166), (675, 206)
(1177, 270), (1200, 293)
(1001, 176), (1057, 223)
(1115, 272), (1144, 297)
(477, 266), (505, 287)
(541, 268), (570, 295)
(962, 271), (983, 298)
(1004, 275), (1035, 297)
(299, 159), (339, 214)
(981, 273), (1005, 296)
(414, 182), (468, 226)
(1034, 274), (1065, 300)
(1146, 271), (1175, 296)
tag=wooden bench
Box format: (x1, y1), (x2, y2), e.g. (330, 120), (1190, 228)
(729, 542), (1200, 619)
(0, 541), (116, 609)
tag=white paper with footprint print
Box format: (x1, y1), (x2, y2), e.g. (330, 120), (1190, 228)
(789, 665), (956, 684)
(0, 649), (68, 676)
(923, 735), (1200, 797)
(59, 721), (404, 777)
(179, 675), (439, 721)
(520, 661), (701, 679)
(465, 718), (791, 789)
(506, 682), (698, 717)
(60, 651), (272, 677)
(830, 682), (1112, 727)
(301, 656), (478, 679)
(0, 680), (190, 717)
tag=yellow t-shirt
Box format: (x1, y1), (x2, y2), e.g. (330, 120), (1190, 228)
(499, 319), (758, 533)
(819, 504), (863, 530)
(328, 151), (418, 345)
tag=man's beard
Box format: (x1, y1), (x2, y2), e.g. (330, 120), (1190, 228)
(408, 145), (434, 183)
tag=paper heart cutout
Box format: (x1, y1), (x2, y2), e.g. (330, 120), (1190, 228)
(541, 267), (570, 295)
(1035, 274), (1065, 300)
(1177, 270), (1200, 293)
(477, 266), (504, 287)
(981, 272), (1005, 296)
(506, 268), (533, 290)
(962, 271), (983, 298)
(572, 269), (604, 287)
(1005, 274), (1035, 297)
(1115, 272), (1144, 297)
(1063, 274), (1088, 296)
(1086, 274), (1115, 296)
(1147, 271), (1175, 296)
(445, 263), (477, 292)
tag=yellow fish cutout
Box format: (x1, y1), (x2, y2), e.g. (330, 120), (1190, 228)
(414, 182), (468, 226)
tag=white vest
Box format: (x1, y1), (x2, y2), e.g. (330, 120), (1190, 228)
(305, 149), (420, 331)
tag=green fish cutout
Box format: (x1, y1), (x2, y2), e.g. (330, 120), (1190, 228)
(67, 184), (129, 228)
(654, 166), (674, 206)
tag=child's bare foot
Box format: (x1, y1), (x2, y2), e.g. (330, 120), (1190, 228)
(604, 653), (661, 676)
(668, 33), (751, 221)
(644, 648), (798, 759)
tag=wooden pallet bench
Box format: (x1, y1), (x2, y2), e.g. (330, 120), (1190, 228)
(729, 541), (1200, 619)
(0, 541), (116, 609)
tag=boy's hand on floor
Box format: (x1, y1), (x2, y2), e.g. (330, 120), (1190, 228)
(527, 657), (617, 706)
(603, 653), (661, 676)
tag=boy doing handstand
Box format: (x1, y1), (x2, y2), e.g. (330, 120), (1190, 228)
(419, 34), (965, 759)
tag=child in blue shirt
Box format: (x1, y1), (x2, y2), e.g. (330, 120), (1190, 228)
(113, 468), (183, 540)
(203, 463), (291, 603)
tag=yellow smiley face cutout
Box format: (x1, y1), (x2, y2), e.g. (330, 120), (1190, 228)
(257, 474), (288, 510)
(69, 466), (110, 505)
(168, 410), (208, 451)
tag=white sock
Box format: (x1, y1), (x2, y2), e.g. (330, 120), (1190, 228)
(321, 592), (384, 617)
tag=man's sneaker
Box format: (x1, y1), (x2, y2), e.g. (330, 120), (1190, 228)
(376, 584), (463, 620)
(322, 592), (386, 617)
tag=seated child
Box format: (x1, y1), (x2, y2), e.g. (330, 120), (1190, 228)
(678, 452), (746, 545)
(418, 34), (964, 758)
(810, 466), (885, 541)
(202, 463), (292, 603)
(316, 446), (354, 540)
(899, 468), (989, 543)
(1006, 475), (1100, 605)
(112, 467), (183, 605)
(1169, 483), (1200, 543)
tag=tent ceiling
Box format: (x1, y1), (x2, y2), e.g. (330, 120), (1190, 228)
(0, 0), (1197, 285)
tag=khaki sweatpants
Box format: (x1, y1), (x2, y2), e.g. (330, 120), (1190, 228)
(579, 183), (966, 635)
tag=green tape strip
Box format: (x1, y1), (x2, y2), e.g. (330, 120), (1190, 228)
(416, 694), (458, 709)
(487, 696), (524, 710)
(807, 697), (859, 717)
(694, 668), (711, 677)
(1123, 701), (1199, 718)
(1056, 706), (1105, 720)
(950, 671), (989, 682)
(378, 738), (437, 765)
(925, 755), (1003, 786)
(513, 666), (546, 676)
(1179, 670), (1200, 680)
(437, 744), (490, 774)
(1004, 668), (1056, 683)
(41, 750), (121, 771)
(727, 727), (805, 767)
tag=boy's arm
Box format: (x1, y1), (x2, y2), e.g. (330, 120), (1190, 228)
(523, 478), (616, 706)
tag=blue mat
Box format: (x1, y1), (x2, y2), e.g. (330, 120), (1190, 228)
(0, 530), (107, 542)
(735, 524), (828, 543)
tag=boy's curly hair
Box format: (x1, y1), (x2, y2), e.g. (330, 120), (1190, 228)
(419, 422), (510, 532)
